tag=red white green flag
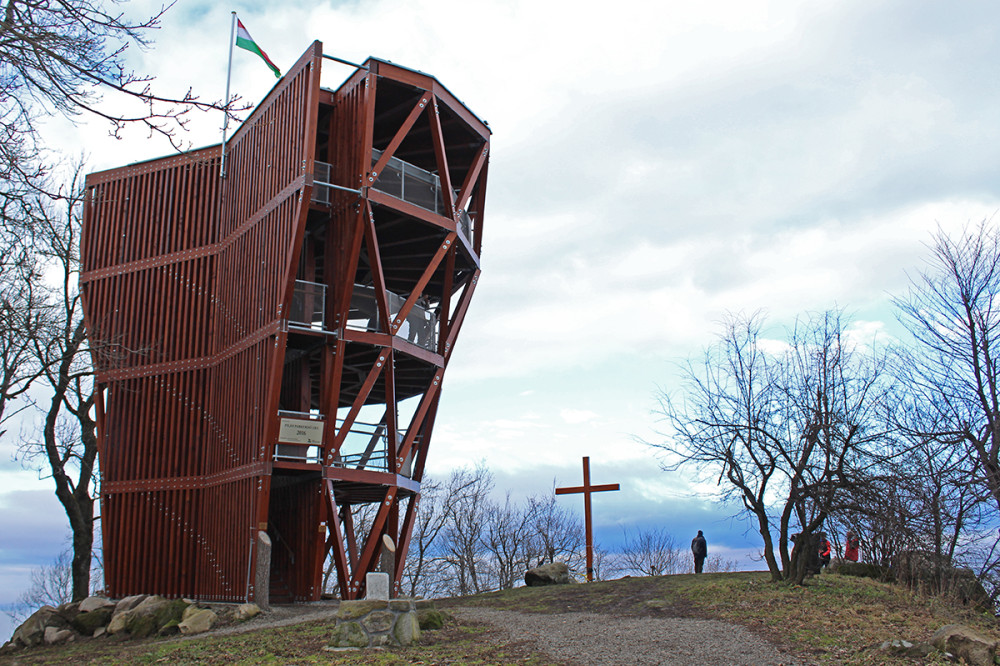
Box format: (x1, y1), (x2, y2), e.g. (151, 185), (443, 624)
(235, 19), (281, 78)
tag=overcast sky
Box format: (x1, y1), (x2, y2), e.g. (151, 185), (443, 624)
(4, 0), (1000, 640)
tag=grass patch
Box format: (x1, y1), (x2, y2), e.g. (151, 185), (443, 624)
(0, 615), (551, 665)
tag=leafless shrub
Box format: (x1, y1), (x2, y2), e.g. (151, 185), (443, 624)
(619, 527), (684, 576)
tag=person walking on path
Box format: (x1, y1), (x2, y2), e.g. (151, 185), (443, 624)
(691, 530), (707, 574)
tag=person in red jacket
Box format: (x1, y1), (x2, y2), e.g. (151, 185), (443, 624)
(819, 534), (832, 569)
(844, 530), (861, 562)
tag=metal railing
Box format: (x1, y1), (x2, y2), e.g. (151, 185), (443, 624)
(457, 208), (473, 242)
(332, 418), (420, 476)
(289, 280), (326, 330)
(347, 283), (438, 350)
(369, 150), (475, 245)
(371, 148), (440, 213)
(272, 411), (421, 476)
(311, 157), (475, 244)
(311, 157), (474, 244)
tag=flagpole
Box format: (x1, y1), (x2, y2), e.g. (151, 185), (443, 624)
(220, 11), (237, 179)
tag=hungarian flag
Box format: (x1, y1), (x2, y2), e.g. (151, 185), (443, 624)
(235, 19), (281, 78)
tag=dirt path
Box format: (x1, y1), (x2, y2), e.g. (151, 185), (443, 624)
(451, 607), (805, 666)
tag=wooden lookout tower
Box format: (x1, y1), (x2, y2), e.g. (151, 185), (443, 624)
(80, 42), (490, 602)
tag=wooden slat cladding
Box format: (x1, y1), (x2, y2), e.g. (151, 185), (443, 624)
(82, 150), (221, 270)
(84, 257), (215, 371)
(82, 43), (322, 601)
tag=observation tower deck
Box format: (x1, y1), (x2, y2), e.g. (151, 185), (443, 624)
(80, 42), (490, 602)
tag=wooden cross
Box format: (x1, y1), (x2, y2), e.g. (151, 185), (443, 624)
(555, 456), (620, 582)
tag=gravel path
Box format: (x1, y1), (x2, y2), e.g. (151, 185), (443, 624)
(202, 602), (343, 637)
(452, 608), (805, 666)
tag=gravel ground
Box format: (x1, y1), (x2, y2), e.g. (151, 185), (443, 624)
(452, 607), (805, 666)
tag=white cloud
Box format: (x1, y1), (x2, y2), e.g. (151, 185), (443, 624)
(559, 408), (597, 425)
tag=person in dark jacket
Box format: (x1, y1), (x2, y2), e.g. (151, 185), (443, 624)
(691, 530), (707, 574)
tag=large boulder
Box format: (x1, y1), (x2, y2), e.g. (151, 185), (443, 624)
(113, 594), (147, 616)
(392, 610), (420, 645)
(71, 607), (114, 636)
(79, 596), (116, 613)
(950, 568), (993, 612)
(234, 603), (261, 622)
(417, 608), (445, 630)
(830, 560), (886, 580)
(932, 624), (998, 666)
(178, 608), (218, 635)
(330, 621), (368, 648)
(328, 599), (421, 648)
(337, 600), (389, 620)
(362, 610), (395, 633)
(55, 601), (81, 624)
(10, 606), (68, 648)
(525, 562), (572, 586)
(108, 595), (188, 638)
(43, 626), (74, 645)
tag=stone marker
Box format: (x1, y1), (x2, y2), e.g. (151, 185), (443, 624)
(379, 534), (396, 576)
(366, 572), (390, 600)
(255, 530), (271, 610)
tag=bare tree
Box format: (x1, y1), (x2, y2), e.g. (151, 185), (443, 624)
(894, 221), (1000, 515)
(400, 478), (449, 598)
(440, 464), (494, 596)
(652, 312), (784, 580)
(526, 491), (584, 570)
(400, 472), (588, 596)
(703, 554), (740, 573)
(777, 311), (892, 584)
(481, 492), (536, 590)
(651, 310), (892, 584)
(401, 470), (480, 598)
(824, 471), (919, 570)
(4, 551), (73, 623)
(618, 527), (683, 576)
(1, 0), (241, 198)
(0, 198), (47, 434)
(14, 172), (98, 602)
(590, 542), (623, 581)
